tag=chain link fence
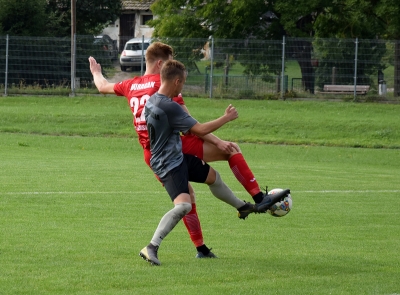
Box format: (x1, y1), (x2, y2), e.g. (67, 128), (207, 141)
(1, 35), (399, 100)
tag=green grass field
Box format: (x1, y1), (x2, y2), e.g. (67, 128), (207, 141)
(1, 96), (399, 294)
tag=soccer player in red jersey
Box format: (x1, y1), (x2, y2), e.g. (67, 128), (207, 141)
(88, 42), (282, 258)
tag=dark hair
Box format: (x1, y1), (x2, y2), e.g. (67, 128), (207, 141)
(160, 60), (186, 81)
(146, 42), (173, 63)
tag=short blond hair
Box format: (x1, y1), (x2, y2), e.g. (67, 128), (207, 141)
(146, 42), (173, 63)
(160, 60), (186, 82)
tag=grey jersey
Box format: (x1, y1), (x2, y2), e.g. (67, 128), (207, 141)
(144, 92), (197, 178)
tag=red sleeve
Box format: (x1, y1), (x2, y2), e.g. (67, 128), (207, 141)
(113, 80), (131, 97)
(173, 93), (185, 105)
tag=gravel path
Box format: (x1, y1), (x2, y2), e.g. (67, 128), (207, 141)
(107, 62), (141, 83)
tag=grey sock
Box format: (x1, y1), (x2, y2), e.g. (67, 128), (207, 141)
(208, 171), (246, 209)
(151, 202), (192, 246)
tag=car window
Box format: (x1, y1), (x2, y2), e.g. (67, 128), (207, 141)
(126, 43), (141, 51)
(126, 42), (150, 51)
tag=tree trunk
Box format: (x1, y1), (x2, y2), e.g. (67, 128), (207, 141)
(289, 39), (315, 94)
(297, 57), (315, 94)
(394, 42), (400, 97)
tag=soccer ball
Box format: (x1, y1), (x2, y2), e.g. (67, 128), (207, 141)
(267, 188), (292, 217)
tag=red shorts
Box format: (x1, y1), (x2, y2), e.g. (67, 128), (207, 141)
(181, 134), (204, 159)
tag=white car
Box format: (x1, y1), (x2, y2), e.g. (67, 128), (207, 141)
(119, 38), (151, 71)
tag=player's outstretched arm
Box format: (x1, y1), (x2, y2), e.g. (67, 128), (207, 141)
(200, 133), (239, 154)
(178, 99), (238, 154)
(88, 56), (116, 94)
(189, 104), (238, 137)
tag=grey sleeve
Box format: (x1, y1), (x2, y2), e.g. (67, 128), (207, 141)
(165, 101), (197, 133)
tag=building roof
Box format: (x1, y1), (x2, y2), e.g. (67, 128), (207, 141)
(122, 0), (155, 10)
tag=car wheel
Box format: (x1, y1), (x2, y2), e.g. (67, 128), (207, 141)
(121, 66), (127, 72)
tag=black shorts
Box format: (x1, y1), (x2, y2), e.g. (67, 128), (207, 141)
(160, 154), (210, 201)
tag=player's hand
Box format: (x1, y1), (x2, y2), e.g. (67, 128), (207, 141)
(88, 56), (102, 75)
(215, 140), (240, 154)
(224, 104), (238, 121)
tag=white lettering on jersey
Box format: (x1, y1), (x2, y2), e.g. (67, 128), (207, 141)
(136, 125), (148, 131)
(129, 94), (151, 125)
(130, 81), (156, 91)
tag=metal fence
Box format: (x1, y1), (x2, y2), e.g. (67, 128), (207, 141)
(1, 35), (399, 100)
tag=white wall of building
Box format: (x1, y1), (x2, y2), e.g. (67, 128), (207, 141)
(101, 19), (120, 41)
(101, 14), (154, 49)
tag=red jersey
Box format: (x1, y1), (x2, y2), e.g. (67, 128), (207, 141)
(113, 73), (184, 149)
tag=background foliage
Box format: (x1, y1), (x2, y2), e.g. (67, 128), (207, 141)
(150, 0), (400, 95)
(0, 0), (122, 36)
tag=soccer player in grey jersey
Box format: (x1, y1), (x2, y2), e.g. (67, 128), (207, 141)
(140, 60), (285, 266)
(146, 92), (197, 178)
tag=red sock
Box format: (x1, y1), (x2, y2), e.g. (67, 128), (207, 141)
(228, 153), (261, 197)
(182, 203), (204, 247)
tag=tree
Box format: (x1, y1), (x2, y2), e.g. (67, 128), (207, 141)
(149, 0), (330, 93)
(309, 1), (385, 89)
(0, 0), (48, 36)
(0, 0), (118, 88)
(150, 0), (398, 94)
(0, 0), (122, 37)
(374, 0), (400, 96)
(149, 1), (299, 91)
(45, 0), (123, 37)
(310, 0), (400, 94)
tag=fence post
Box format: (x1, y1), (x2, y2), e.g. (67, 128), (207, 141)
(4, 34), (9, 96)
(332, 67), (336, 85)
(204, 66), (209, 93)
(141, 35), (145, 75)
(353, 38), (359, 101)
(224, 53), (229, 87)
(281, 36), (286, 99)
(209, 37), (214, 99)
(70, 34), (76, 97)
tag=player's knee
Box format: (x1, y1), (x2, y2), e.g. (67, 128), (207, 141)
(190, 191), (196, 203)
(227, 143), (242, 158)
(177, 202), (192, 215)
(188, 183), (196, 202)
(204, 167), (217, 185)
(232, 142), (241, 153)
